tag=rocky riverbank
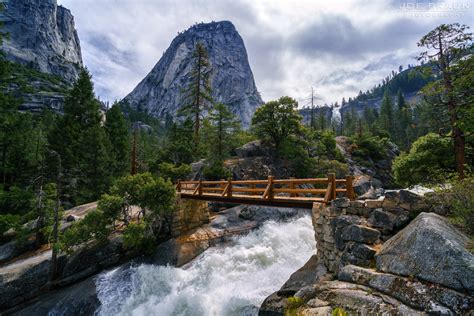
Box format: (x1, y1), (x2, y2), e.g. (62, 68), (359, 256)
(1, 202), (308, 314)
(259, 190), (474, 315)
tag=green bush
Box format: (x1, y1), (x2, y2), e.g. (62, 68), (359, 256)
(429, 176), (474, 236)
(154, 162), (191, 183)
(203, 161), (232, 180)
(332, 307), (348, 316)
(284, 296), (304, 316)
(0, 186), (35, 215)
(59, 209), (112, 253)
(0, 214), (21, 238)
(280, 136), (313, 177)
(392, 133), (454, 187)
(312, 159), (349, 178)
(349, 133), (387, 160)
(122, 222), (156, 254)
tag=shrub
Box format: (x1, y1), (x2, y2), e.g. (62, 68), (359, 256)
(284, 296), (304, 316)
(429, 176), (474, 236)
(312, 159), (349, 178)
(0, 214), (21, 239)
(122, 222), (156, 254)
(349, 133), (387, 160)
(332, 307), (348, 316)
(154, 162), (192, 183)
(59, 173), (175, 253)
(59, 209), (112, 253)
(392, 133), (454, 187)
(203, 160), (232, 180)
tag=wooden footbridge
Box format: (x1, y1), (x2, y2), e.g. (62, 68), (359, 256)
(176, 173), (355, 209)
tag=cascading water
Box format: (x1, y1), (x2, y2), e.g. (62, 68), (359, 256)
(95, 215), (316, 316)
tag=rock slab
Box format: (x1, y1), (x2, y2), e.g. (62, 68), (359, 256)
(376, 212), (474, 295)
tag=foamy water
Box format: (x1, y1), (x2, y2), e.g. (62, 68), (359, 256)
(95, 215), (316, 316)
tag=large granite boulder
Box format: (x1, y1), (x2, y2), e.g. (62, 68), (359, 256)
(339, 265), (473, 315)
(235, 140), (268, 158)
(376, 212), (474, 294)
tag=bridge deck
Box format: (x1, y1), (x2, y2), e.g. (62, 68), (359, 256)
(177, 174), (355, 208)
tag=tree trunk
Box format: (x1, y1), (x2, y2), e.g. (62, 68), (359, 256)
(438, 31), (465, 178)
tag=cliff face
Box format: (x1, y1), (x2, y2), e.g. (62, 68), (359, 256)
(1, 0), (83, 83)
(123, 21), (263, 128)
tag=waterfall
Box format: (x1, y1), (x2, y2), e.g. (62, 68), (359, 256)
(95, 215), (316, 316)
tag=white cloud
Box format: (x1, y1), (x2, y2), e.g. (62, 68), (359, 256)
(58, 0), (473, 106)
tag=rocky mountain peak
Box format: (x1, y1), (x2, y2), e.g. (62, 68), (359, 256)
(1, 0), (83, 83)
(123, 20), (263, 128)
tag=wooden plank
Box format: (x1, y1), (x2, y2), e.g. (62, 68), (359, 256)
(201, 180), (227, 185)
(201, 187), (225, 192)
(221, 183), (230, 197)
(289, 177), (296, 197)
(273, 188), (327, 194)
(192, 183), (199, 195)
(335, 189), (348, 193)
(231, 187), (265, 193)
(324, 182), (332, 204)
(346, 175), (355, 200)
(227, 178), (232, 197)
(262, 176), (274, 199)
(179, 193), (323, 209)
(328, 173), (336, 200)
(176, 180), (181, 193)
(231, 180), (268, 185)
(273, 178), (328, 184)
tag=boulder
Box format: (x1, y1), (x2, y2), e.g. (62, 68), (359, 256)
(305, 280), (422, 315)
(259, 256), (327, 315)
(235, 140), (268, 158)
(340, 224), (380, 244)
(376, 212), (474, 294)
(0, 251), (52, 309)
(339, 265), (473, 315)
(340, 242), (376, 267)
(352, 176), (372, 196)
(10, 276), (100, 316)
(368, 209), (397, 232)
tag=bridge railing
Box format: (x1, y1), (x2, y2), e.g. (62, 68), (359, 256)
(176, 173), (355, 204)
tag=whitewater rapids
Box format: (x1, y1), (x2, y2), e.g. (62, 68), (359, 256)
(95, 215), (316, 316)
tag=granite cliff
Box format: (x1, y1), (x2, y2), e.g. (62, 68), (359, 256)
(1, 0), (83, 83)
(123, 21), (263, 128)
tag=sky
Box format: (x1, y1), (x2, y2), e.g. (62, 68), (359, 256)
(58, 0), (473, 108)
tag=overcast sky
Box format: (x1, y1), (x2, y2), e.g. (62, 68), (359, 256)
(58, 0), (472, 107)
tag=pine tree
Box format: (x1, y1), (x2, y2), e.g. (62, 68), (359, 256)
(105, 102), (130, 178)
(179, 42), (213, 145)
(207, 103), (240, 161)
(379, 90), (395, 139)
(317, 110), (326, 130)
(49, 69), (112, 205)
(417, 23), (472, 177)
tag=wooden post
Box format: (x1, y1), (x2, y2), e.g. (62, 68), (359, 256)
(267, 176), (274, 199)
(328, 173), (336, 201)
(227, 178), (232, 197)
(198, 180), (203, 196)
(346, 175), (355, 200)
(251, 183), (256, 196)
(220, 179), (225, 195)
(289, 177), (296, 197)
(176, 180), (181, 193)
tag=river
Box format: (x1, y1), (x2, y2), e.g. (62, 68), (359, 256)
(95, 215), (316, 316)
